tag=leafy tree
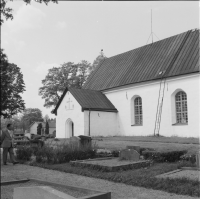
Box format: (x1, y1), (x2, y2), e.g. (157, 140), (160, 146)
(1, 49), (26, 118)
(43, 114), (49, 121)
(0, 0), (58, 25)
(21, 108), (43, 126)
(77, 60), (91, 87)
(45, 120), (49, 135)
(37, 123), (42, 135)
(39, 61), (91, 109)
(89, 50), (106, 73)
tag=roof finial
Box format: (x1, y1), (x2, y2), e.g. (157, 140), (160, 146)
(151, 9), (153, 44)
(100, 49), (104, 56)
(146, 9), (160, 45)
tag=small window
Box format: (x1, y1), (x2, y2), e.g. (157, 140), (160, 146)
(134, 97), (143, 125)
(175, 91), (188, 124)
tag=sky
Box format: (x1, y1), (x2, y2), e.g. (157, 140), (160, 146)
(2, 1), (199, 119)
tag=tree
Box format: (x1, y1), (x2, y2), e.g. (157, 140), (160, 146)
(89, 50), (106, 73)
(0, 0), (58, 25)
(21, 108), (43, 126)
(45, 120), (49, 135)
(1, 49), (26, 118)
(39, 61), (91, 109)
(37, 123), (42, 135)
(77, 60), (91, 88)
(43, 114), (49, 121)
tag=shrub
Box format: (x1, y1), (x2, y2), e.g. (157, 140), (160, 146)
(142, 150), (187, 162)
(139, 147), (155, 155)
(111, 150), (120, 157)
(34, 141), (97, 164)
(180, 154), (196, 163)
(16, 146), (33, 161)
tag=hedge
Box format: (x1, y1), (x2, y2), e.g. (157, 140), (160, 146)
(142, 150), (187, 162)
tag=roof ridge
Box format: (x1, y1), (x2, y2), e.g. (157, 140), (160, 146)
(106, 29), (193, 60)
(69, 87), (102, 92)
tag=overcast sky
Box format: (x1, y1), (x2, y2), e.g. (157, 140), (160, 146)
(2, 1), (199, 118)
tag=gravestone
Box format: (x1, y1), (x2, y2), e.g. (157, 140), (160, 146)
(126, 145), (140, 154)
(13, 186), (76, 199)
(69, 136), (81, 147)
(119, 149), (140, 161)
(78, 135), (92, 147)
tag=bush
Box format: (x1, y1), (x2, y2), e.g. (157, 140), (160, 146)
(111, 150), (120, 157)
(180, 154), (196, 164)
(142, 150), (187, 162)
(16, 146), (33, 161)
(34, 142), (97, 164)
(139, 147), (155, 155)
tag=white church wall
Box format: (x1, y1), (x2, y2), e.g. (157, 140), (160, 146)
(103, 74), (200, 138)
(84, 111), (120, 137)
(56, 91), (84, 138)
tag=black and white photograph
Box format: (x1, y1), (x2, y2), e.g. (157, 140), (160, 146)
(1, 0), (199, 199)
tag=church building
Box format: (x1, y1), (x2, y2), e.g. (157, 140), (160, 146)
(53, 29), (199, 138)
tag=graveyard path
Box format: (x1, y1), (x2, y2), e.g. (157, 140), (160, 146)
(1, 163), (199, 199)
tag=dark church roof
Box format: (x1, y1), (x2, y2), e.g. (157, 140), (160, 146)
(83, 29), (199, 91)
(53, 87), (117, 115)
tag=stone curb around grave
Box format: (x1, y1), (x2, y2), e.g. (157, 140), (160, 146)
(181, 167), (200, 171)
(155, 169), (182, 178)
(1, 178), (111, 199)
(1, 179), (30, 186)
(70, 157), (150, 172)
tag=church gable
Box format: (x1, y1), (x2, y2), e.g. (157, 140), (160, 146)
(57, 90), (81, 116)
(53, 87), (117, 115)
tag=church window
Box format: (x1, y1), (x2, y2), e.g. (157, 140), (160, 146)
(175, 91), (188, 124)
(134, 97), (143, 125)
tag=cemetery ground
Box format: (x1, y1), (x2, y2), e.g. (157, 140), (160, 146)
(1, 163), (199, 199)
(1, 135), (200, 198)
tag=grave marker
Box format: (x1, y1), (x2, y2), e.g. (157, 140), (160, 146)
(69, 136), (81, 147)
(126, 145), (140, 153)
(119, 149), (140, 161)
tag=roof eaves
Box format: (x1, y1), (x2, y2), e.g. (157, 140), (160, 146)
(82, 107), (118, 112)
(52, 87), (69, 115)
(100, 71), (199, 92)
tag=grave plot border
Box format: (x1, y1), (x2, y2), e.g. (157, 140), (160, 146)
(70, 157), (150, 172)
(180, 167), (200, 171)
(1, 178), (111, 199)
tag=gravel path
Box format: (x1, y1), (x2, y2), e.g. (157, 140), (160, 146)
(1, 163), (199, 199)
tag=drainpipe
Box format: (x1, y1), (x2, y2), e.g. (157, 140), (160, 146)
(89, 109), (91, 136)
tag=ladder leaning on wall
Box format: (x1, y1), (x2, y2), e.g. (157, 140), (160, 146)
(153, 29), (193, 136)
(153, 76), (167, 136)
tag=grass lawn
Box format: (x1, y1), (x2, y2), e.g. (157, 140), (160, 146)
(93, 136), (199, 144)
(46, 136), (199, 155)
(92, 136), (199, 155)
(31, 161), (200, 197)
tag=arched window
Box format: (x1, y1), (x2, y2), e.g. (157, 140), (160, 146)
(175, 91), (188, 124)
(134, 97), (143, 125)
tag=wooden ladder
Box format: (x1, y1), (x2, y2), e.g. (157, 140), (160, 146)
(154, 77), (166, 136)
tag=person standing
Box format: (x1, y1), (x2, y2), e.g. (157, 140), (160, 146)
(1, 123), (19, 165)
